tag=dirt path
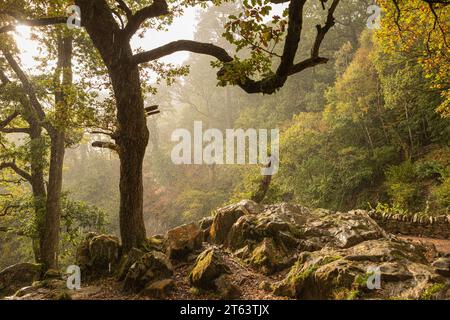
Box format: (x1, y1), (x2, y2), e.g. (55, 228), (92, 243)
(69, 249), (287, 300)
(399, 236), (450, 256)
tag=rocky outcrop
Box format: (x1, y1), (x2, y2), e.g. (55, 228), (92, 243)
(432, 257), (450, 277)
(189, 247), (230, 289)
(0, 263), (42, 297)
(211, 202), (390, 275)
(123, 251), (173, 293)
(272, 239), (450, 299)
(141, 279), (175, 299)
(165, 222), (202, 259)
(116, 248), (145, 281)
(210, 200), (262, 244)
(204, 201), (449, 299)
(76, 233), (121, 278)
(8, 200), (447, 300)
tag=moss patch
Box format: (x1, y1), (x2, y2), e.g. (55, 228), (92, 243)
(420, 283), (446, 300)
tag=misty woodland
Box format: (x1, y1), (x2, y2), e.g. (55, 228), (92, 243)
(0, 0), (449, 301)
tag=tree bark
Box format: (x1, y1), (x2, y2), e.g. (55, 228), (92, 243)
(75, 0), (149, 252)
(40, 35), (72, 270)
(40, 132), (65, 270)
(29, 124), (47, 263)
(110, 61), (149, 252)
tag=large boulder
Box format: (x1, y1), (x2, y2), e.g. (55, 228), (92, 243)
(123, 251), (173, 293)
(213, 274), (241, 299)
(141, 279), (175, 299)
(89, 235), (121, 272)
(209, 201), (392, 277)
(75, 233), (95, 272)
(165, 222), (202, 259)
(0, 263), (42, 297)
(76, 234), (121, 278)
(199, 216), (214, 242)
(247, 238), (294, 274)
(189, 247), (230, 289)
(273, 239), (450, 300)
(210, 200), (262, 244)
(116, 248), (145, 281)
(432, 257), (450, 277)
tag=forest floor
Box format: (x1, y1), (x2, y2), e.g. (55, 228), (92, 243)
(70, 249), (288, 300)
(66, 236), (450, 300)
(399, 236), (450, 258)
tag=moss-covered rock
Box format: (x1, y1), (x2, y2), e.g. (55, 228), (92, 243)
(43, 269), (62, 280)
(123, 251), (173, 293)
(141, 278), (175, 299)
(76, 233), (121, 278)
(247, 238), (294, 274)
(210, 200), (261, 244)
(165, 222), (202, 260)
(116, 247), (145, 281)
(214, 274), (241, 299)
(189, 248), (230, 289)
(0, 262), (42, 297)
(273, 238), (449, 300)
(419, 283), (449, 300)
(89, 234), (121, 273)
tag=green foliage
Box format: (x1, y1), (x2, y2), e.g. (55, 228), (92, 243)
(420, 283), (446, 300)
(0, 192), (108, 268)
(385, 161), (421, 211)
(434, 178), (450, 210)
(175, 189), (227, 222)
(371, 202), (409, 217)
(59, 194), (108, 266)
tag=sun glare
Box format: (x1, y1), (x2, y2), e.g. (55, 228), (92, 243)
(13, 25), (40, 72)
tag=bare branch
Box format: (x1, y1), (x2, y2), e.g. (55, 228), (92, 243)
(0, 16), (67, 34)
(0, 127), (31, 134)
(0, 69), (11, 85)
(0, 111), (19, 129)
(132, 40), (233, 64)
(92, 141), (119, 152)
(311, 0), (340, 59)
(0, 204), (20, 217)
(116, 0), (132, 19)
(1, 50), (48, 126)
(132, 0), (340, 94)
(122, 0), (169, 40)
(0, 162), (32, 182)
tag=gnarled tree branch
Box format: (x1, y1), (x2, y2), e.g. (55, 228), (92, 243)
(92, 141), (119, 152)
(122, 0), (169, 40)
(0, 16), (67, 34)
(0, 161), (32, 182)
(0, 111), (19, 129)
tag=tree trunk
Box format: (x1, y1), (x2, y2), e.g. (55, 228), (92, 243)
(110, 62), (149, 252)
(40, 132), (65, 270)
(29, 124), (47, 263)
(40, 35), (72, 270)
(75, 0), (149, 252)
